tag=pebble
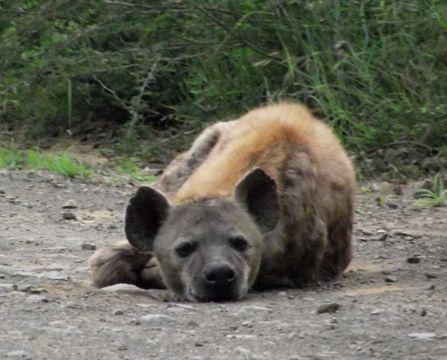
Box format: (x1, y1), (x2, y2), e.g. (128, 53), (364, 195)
(113, 309), (124, 315)
(0, 189), (5, 195)
(62, 211), (77, 221)
(425, 284), (436, 291)
(370, 309), (383, 315)
(316, 303), (341, 314)
(408, 332), (436, 340)
(26, 295), (48, 303)
(6, 350), (32, 359)
(81, 243), (96, 251)
(407, 257), (420, 264)
(425, 273), (438, 279)
(140, 314), (175, 325)
(385, 276), (398, 283)
(0, 283), (17, 293)
(101, 284), (148, 294)
(62, 199), (77, 209)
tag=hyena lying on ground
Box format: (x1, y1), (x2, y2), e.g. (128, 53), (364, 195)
(90, 102), (355, 302)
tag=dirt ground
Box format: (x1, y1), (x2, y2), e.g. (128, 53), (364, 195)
(0, 169), (446, 360)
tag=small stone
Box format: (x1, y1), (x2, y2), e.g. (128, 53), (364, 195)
(425, 273), (438, 279)
(425, 284), (436, 291)
(385, 276), (398, 283)
(140, 314), (175, 324)
(407, 257), (420, 264)
(386, 202), (398, 209)
(117, 345), (128, 351)
(316, 303), (341, 314)
(370, 309), (383, 315)
(0, 189), (5, 195)
(26, 295), (48, 303)
(81, 243), (96, 251)
(408, 332), (436, 340)
(186, 320), (199, 327)
(113, 309), (124, 315)
(420, 309), (427, 317)
(62, 211), (77, 221)
(0, 283), (17, 293)
(6, 350), (32, 359)
(101, 284), (148, 294)
(436, 334), (447, 340)
(62, 199), (77, 209)
(16, 284), (33, 293)
(194, 342), (204, 347)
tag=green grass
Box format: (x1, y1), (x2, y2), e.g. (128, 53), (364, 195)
(115, 159), (157, 183)
(0, 147), (91, 178)
(0, 147), (22, 169)
(415, 174), (447, 207)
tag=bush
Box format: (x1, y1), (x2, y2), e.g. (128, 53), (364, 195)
(1, 0), (446, 157)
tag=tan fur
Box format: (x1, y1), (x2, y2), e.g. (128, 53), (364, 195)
(172, 103), (354, 222)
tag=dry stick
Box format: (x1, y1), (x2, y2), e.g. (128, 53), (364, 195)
(126, 60), (159, 138)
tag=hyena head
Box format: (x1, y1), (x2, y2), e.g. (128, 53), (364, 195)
(125, 169), (280, 302)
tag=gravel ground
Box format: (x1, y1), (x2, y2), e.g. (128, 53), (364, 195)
(0, 169), (446, 360)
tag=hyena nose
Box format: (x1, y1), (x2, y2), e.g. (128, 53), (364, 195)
(204, 264), (236, 285)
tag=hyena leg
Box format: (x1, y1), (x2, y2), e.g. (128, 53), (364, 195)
(156, 121), (234, 195)
(256, 150), (327, 289)
(89, 241), (165, 289)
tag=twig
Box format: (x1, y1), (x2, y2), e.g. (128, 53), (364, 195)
(126, 60), (159, 138)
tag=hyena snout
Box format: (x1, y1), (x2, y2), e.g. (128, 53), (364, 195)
(193, 262), (242, 301)
(203, 263), (236, 286)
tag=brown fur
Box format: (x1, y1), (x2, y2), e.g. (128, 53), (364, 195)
(90, 102), (355, 299)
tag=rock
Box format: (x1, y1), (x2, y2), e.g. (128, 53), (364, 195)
(26, 295), (48, 303)
(6, 350), (32, 359)
(194, 342), (204, 347)
(407, 257), (420, 264)
(0, 283), (17, 293)
(16, 284), (33, 293)
(140, 314), (175, 325)
(113, 309), (124, 315)
(316, 303), (341, 314)
(62, 211), (77, 220)
(370, 309), (383, 315)
(420, 309), (427, 317)
(0, 189), (5, 195)
(425, 273), (438, 279)
(62, 199), (78, 209)
(386, 202), (398, 209)
(425, 284), (436, 291)
(408, 332), (436, 340)
(101, 284), (148, 295)
(81, 243), (96, 251)
(385, 276), (398, 283)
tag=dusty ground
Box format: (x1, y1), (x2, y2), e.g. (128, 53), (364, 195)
(0, 169), (446, 360)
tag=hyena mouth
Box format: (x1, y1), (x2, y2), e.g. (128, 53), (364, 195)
(188, 288), (242, 303)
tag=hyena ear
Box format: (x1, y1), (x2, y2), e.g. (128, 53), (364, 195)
(125, 186), (170, 252)
(235, 168), (280, 233)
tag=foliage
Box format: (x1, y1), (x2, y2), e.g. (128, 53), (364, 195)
(115, 158), (157, 183)
(415, 173), (447, 207)
(0, 147), (91, 177)
(0, 0), (446, 158)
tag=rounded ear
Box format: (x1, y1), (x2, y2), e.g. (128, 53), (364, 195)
(235, 168), (280, 233)
(125, 186), (170, 252)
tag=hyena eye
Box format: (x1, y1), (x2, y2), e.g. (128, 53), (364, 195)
(175, 242), (197, 258)
(229, 236), (249, 252)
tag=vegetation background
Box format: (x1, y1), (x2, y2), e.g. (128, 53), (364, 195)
(0, 0), (446, 177)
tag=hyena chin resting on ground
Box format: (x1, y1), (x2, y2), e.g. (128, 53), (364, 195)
(89, 102), (355, 302)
